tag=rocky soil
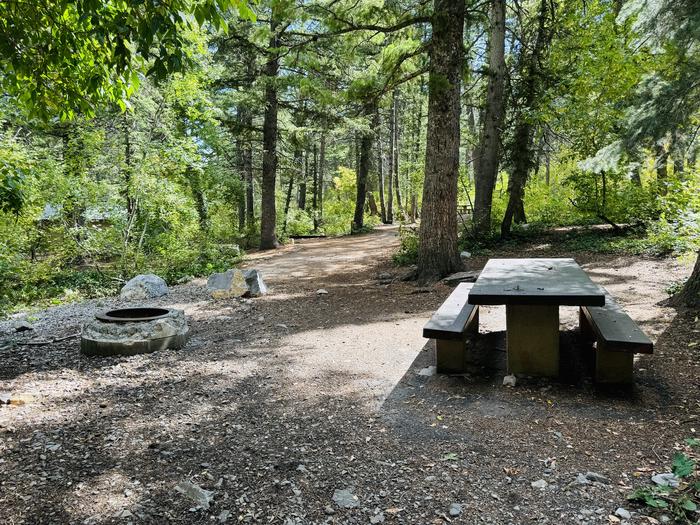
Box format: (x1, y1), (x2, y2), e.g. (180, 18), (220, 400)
(1, 225), (698, 524)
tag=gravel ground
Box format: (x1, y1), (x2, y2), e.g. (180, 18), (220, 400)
(1, 226), (698, 525)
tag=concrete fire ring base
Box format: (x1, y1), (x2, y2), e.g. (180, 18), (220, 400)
(81, 332), (189, 356)
(80, 308), (189, 357)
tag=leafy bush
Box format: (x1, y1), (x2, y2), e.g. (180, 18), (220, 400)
(393, 225), (419, 265)
(628, 438), (699, 523)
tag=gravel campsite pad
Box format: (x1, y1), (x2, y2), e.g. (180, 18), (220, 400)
(1, 226), (698, 524)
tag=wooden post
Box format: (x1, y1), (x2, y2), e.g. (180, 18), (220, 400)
(436, 339), (466, 373)
(506, 305), (559, 377)
(595, 342), (634, 384)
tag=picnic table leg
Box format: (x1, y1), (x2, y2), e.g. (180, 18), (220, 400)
(505, 305), (559, 377)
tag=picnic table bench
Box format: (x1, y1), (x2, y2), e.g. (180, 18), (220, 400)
(422, 283), (479, 373)
(422, 258), (653, 385)
(579, 291), (653, 384)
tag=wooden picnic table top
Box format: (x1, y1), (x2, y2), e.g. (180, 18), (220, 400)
(467, 258), (606, 306)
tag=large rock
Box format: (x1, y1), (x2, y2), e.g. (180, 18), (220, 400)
(243, 269), (267, 297)
(207, 269), (249, 299)
(120, 274), (169, 301)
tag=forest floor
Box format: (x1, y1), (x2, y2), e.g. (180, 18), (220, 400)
(1, 225), (699, 525)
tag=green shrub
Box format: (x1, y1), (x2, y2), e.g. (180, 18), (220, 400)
(393, 225), (419, 265)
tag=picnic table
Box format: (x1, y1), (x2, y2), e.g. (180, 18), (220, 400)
(467, 258), (605, 377)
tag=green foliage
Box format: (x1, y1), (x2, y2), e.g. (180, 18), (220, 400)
(0, 0), (254, 120)
(628, 439), (700, 524)
(393, 225), (419, 265)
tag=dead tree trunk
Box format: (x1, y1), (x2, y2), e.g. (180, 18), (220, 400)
(415, 0), (464, 281)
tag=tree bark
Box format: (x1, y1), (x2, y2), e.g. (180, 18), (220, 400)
(670, 252), (700, 307)
(352, 104), (376, 232)
(655, 141), (668, 195)
(284, 146), (302, 233)
(393, 90), (404, 218)
(312, 142), (319, 230)
(319, 133), (325, 226)
(376, 108), (387, 223)
(387, 100), (395, 223)
(473, 0), (506, 237)
(415, 0), (464, 281)
(298, 150), (307, 210)
(260, 17), (280, 250)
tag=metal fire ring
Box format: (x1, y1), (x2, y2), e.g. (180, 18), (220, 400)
(95, 307), (172, 323)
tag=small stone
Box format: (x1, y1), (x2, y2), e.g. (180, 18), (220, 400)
(460, 251), (472, 259)
(531, 479), (547, 490)
(503, 374), (517, 387)
(651, 473), (679, 488)
(324, 505), (335, 515)
(276, 324), (288, 330)
(317, 289), (329, 295)
(174, 480), (214, 510)
(448, 503), (462, 517)
(659, 515), (671, 523)
(332, 488), (358, 508)
(418, 366), (437, 377)
(575, 473), (590, 485)
(585, 471), (610, 484)
(615, 508), (631, 520)
(218, 510), (231, 523)
(370, 513), (385, 524)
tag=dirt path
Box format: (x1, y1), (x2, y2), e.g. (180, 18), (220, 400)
(1, 229), (698, 525)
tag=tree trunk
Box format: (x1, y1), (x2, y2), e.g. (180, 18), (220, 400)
(671, 252), (700, 307)
(473, 0), (506, 237)
(122, 115), (136, 220)
(352, 104), (375, 232)
(501, 0), (551, 237)
(284, 146), (302, 233)
(376, 108), (387, 223)
(387, 100), (395, 223)
(312, 142), (319, 230)
(367, 192), (379, 216)
(655, 141), (668, 195)
(415, 0), (464, 281)
(319, 133), (325, 227)
(260, 18), (280, 250)
(466, 105), (478, 182)
(298, 150), (307, 210)
(187, 167), (209, 232)
(236, 135), (246, 230)
(393, 90), (404, 218)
